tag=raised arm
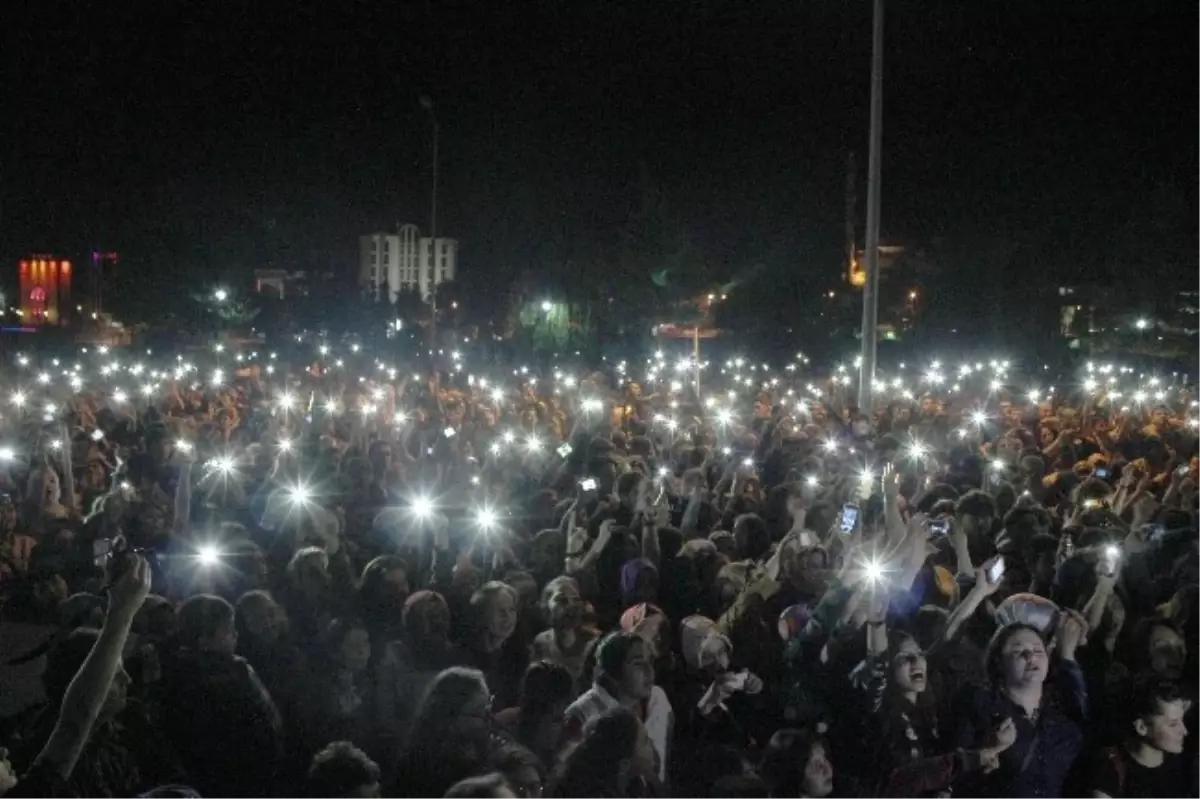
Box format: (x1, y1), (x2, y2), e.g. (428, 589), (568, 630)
(34, 556), (151, 779)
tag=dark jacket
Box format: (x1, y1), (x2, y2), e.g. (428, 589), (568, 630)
(158, 648), (283, 798)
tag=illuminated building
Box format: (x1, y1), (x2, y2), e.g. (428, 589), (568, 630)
(18, 256), (72, 325)
(360, 224), (457, 302)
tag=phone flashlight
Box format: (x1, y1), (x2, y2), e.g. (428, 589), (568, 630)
(197, 546), (221, 568)
(926, 518), (950, 536)
(1094, 467), (1110, 479)
(176, 440), (194, 454)
(580, 478), (598, 492)
(412, 496), (433, 519)
(91, 429), (105, 442)
(986, 556), (1006, 584)
(742, 458), (754, 469)
(443, 427), (456, 439)
(864, 560), (884, 583)
(840, 503), (859, 533)
(557, 443), (573, 458)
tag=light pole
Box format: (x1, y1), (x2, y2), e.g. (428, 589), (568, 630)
(420, 95), (439, 352)
(857, 0), (885, 411)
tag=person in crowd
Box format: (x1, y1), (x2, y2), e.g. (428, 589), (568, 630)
(547, 707), (660, 797)
(467, 581), (528, 711)
(530, 576), (593, 691)
(158, 593), (284, 798)
(1090, 678), (1194, 799)
(306, 740), (382, 798)
(395, 667), (495, 798)
(494, 661), (574, 768)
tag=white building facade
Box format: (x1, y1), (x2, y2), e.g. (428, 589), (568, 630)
(359, 224), (457, 302)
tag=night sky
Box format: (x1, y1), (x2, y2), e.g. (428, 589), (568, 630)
(4, 1), (1195, 302)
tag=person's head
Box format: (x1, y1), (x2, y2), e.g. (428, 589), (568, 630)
(322, 618), (372, 674)
(236, 589), (286, 644)
(1130, 618), (1187, 680)
(551, 707), (653, 797)
(615, 472), (645, 510)
(44, 628), (130, 720)
(288, 546), (331, 594)
(539, 576), (583, 630)
(403, 590), (452, 644)
(732, 513), (770, 561)
(518, 660), (574, 724)
(888, 631), (928, 697)
(409, 667), (493, 762)
(306, 740), (381, 798)
(759, 728), (834, 798)
(444, 772), (517, 799)
(955, 490), (997, 536)
(358, 555), (410, 614)
(986, 623), (1048, 690)
(178, 594), (237, 654)
(1125, 678), (1191, 755)
(471, 581), (519, 648)
(490, 743), (544, 799)
(594, 631), (654, 702)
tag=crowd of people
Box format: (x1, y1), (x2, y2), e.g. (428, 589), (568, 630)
(0, 341), (1195, 798)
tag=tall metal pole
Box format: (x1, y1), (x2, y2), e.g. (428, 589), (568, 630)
(857, 0), (885, 410)
(420, 96), (439, 352)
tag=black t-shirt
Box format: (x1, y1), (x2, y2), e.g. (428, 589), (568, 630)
(1091, 747), (1195, 799)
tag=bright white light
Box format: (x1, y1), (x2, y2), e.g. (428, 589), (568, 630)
(392, 411), (406, 424)
(991, 460), (1006, 472)
(37, 372), (50, 385)
(491, 389), (504, 404)
(526, 436), (542, 452)
(909, 442), (928, 459)
(175, 440), (193, 454)
(859, 470), (874, 484)
(1028, 389), (1040, 403)
(562, 375), (577, 388)
(213, 288), (228, 302)
(213, 456), (235, 474)
(12, 392), (26, 408)
(664, 418), (678, 431)
(970, 410), (987, 426)
(49, 439), (62, 451)
(476, 507), (499, 529)
(864, 560), (884, 583)
(319, 345), (330, 356)
(990, 380), (1001, 391)
(211, 370), (224, 386)
(716, 409), (733, 425)
(141, 384), (154, 396)
(214, 344), (225, 353)
(540, 300), (552, 312)
(1133, 391), (1147, 403)
(1135, 318), (1149, 330)
(279, 393), (295, 410)
(805, 476), (819, 487)
(278, 439), (293, 453)
(582, 398), (602, 413)
(412, 496), (433, 518)
(658, 466), (670, 478)
(112, 389), (128, 404)
(502, 430), (516, 444)
(0, 447), (14, 461)
(1083, 378), (1097, 391)
(197, 545), (221, 567)
(823, 439), (838, 453)
(289, 484), (311, 504)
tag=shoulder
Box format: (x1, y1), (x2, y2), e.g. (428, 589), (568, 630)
(1088, 746), (1125, 797)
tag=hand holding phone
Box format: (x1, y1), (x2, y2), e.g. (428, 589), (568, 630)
(840, 503), (859, 534)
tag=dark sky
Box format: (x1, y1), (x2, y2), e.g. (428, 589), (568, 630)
(3, 1), (1195, 296)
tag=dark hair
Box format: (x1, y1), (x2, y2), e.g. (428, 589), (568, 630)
(306, 740), (380, 798)
(592, 631), (641, 695)
(759, 727), (827, 797)
(517, 660), (574, 739)
(406, 667), (490, 753)
(547, 707), (640, 797)
(956, 489), (996, 520)
(984, 623), (1045, 685)
(444, 772), (512, 798)
(1128, 617), (1186, 674)
(1122, 678), (1189, 736)
(177, 594), (234, 649)
(733, 514), (770, 561)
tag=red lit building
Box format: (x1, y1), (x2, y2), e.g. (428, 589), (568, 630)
(19, 255), (72, 325)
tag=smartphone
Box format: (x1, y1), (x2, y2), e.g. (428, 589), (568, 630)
(579, 478), (598, 492)
(557, 443), (573, 458)
(91, 429), (105, 442)
(443, 427), (456, 439)
(1094, 467), (1110, 479)
(840, 503), (859, 534)
(93, 538), (113, 567)
(986, 556), (1006, 584)
(926, 518), (950, 536)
